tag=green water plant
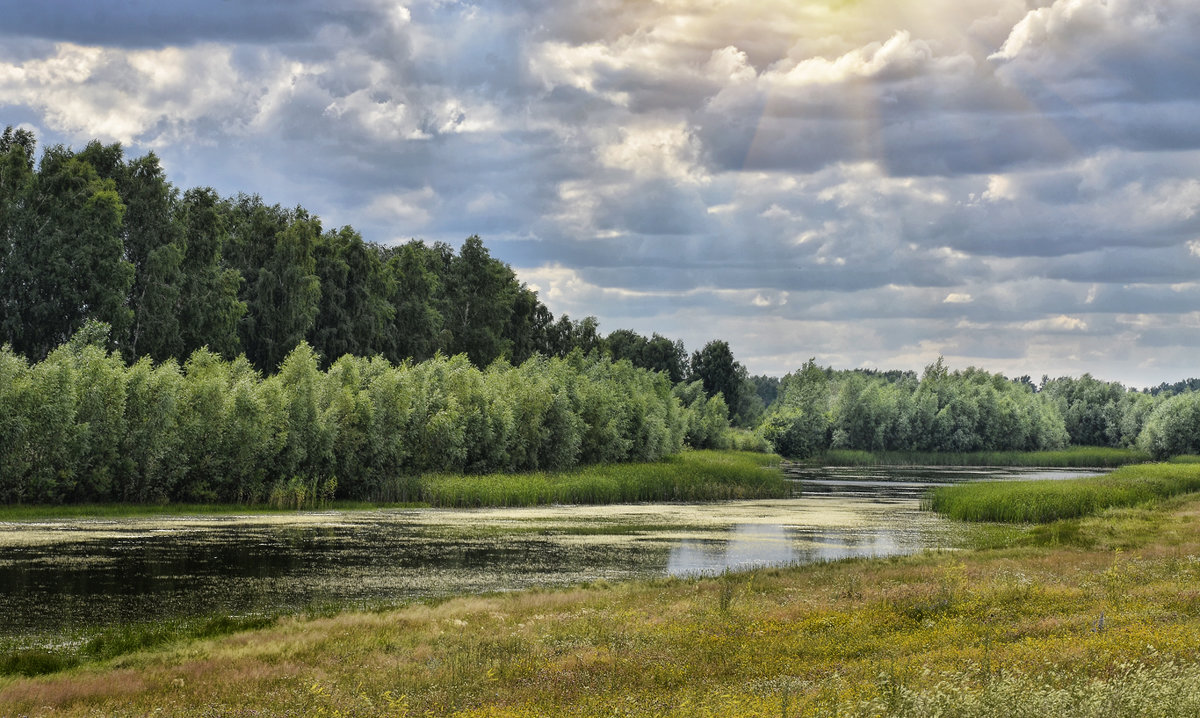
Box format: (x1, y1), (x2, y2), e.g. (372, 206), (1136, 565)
(926, 462), (1200, 523)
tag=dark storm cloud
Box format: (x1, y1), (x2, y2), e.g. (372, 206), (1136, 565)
(0, 0), (379, 47)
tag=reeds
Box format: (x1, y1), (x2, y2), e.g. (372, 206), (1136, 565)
(821, 446), (1149, 468)
(926, 462), (1200, 522)
(414, 450), (787, 508)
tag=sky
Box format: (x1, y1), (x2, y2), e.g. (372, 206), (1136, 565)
(2, 0), (1199, 387)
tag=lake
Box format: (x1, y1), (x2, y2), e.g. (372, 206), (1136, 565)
(0, 464), (1101, 645)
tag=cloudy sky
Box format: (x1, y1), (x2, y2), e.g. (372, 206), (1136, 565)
(3, 0), (1199, 386)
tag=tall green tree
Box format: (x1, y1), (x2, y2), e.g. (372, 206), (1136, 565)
(226, 196), (321, 371)
(382, 239), (442, 363)
(0, 127), (36, 269)
(310, 226), (395, 364)
(177, 187), (245, 357)
(441, 235), (517, 366)
(0, 144), (133, 359)
(112, 151), (187, 361)
(690, 340), (745, 422)
(505, 285), (554, 364)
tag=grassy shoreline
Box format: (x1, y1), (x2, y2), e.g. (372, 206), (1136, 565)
(6, 491), (1200, 715)
(817, 446), (1149, 468)
(927, 462), (1200, 523)
(0, 450), (785, 521)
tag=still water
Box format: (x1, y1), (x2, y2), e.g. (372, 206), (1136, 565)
(0, 465), (1100, 642)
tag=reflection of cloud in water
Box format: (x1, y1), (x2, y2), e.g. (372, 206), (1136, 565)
(667, 522), (912, 577)
(668, 523), (795, 576)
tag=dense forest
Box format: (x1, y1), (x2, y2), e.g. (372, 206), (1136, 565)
(0, 127), (763, 411)
(4, 126), (1200, 506)
(0, 126), (610, 372)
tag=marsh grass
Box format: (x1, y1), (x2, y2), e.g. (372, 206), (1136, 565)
(412, 450), (786, 508)
(821, 446), (1148, 468)
(926, 462), (1200, 523)
(1, 450), (784, 520)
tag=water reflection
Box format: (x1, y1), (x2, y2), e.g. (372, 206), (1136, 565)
(0, 465), (1101, 642)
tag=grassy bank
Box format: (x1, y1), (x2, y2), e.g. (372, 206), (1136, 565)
(411, 450), (785, 507)
(0, 450), (785, 521)
(927, 462), (1200, 523)
(6, 492), (1200, 715)
(819, 446), (1148, 468)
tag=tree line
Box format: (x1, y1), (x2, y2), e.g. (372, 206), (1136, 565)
(0, 127), (614, 372)
(758, 358), (1200, 459)
(0, 327), (713, 504)
(0, 128), (767, 424)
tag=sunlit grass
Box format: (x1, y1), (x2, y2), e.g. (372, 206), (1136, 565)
(0, 613), (278, 679)
(821, 446), (1148, 468)
(927, 462), (1200, 523)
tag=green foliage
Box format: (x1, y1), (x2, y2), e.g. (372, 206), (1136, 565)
(690, 339), (756, 426)
(606, 329), (688, 383)
(927, 462), (1200, 522)
(763, 357), (1071, 457)
(761, 359), (831, 458)
(0, 343), (690, 506)
(238, 207), (323, 371)
(177, 186), (245, 358)
(0, 142), (133, 359)
(725, 427), (772, 453)
(674, 380), (731, 450)
(1137, 391), (1200, 458)
(441, 235), (519, 366)
(1041, 374), (1150, 448)
(1, 127), (713, 383)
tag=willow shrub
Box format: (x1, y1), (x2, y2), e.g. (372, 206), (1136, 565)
(1138, 391), (1200, 459)
(0, 342), (688, 505)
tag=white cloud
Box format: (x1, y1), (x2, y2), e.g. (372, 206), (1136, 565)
(365, 186), (438, 228)
(1020, 315), (1088, 332)
(597, 121), (707, 184)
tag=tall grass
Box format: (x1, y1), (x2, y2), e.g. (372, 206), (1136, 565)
(405, 450), (786, 508)
(0, 450), (784, 519)
(821, 446), (1148, 468)
(926, 462), (1200, 523)
(0, 613), (276, 678)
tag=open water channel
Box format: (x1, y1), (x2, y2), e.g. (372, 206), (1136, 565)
(0, 465), (1102, 645)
